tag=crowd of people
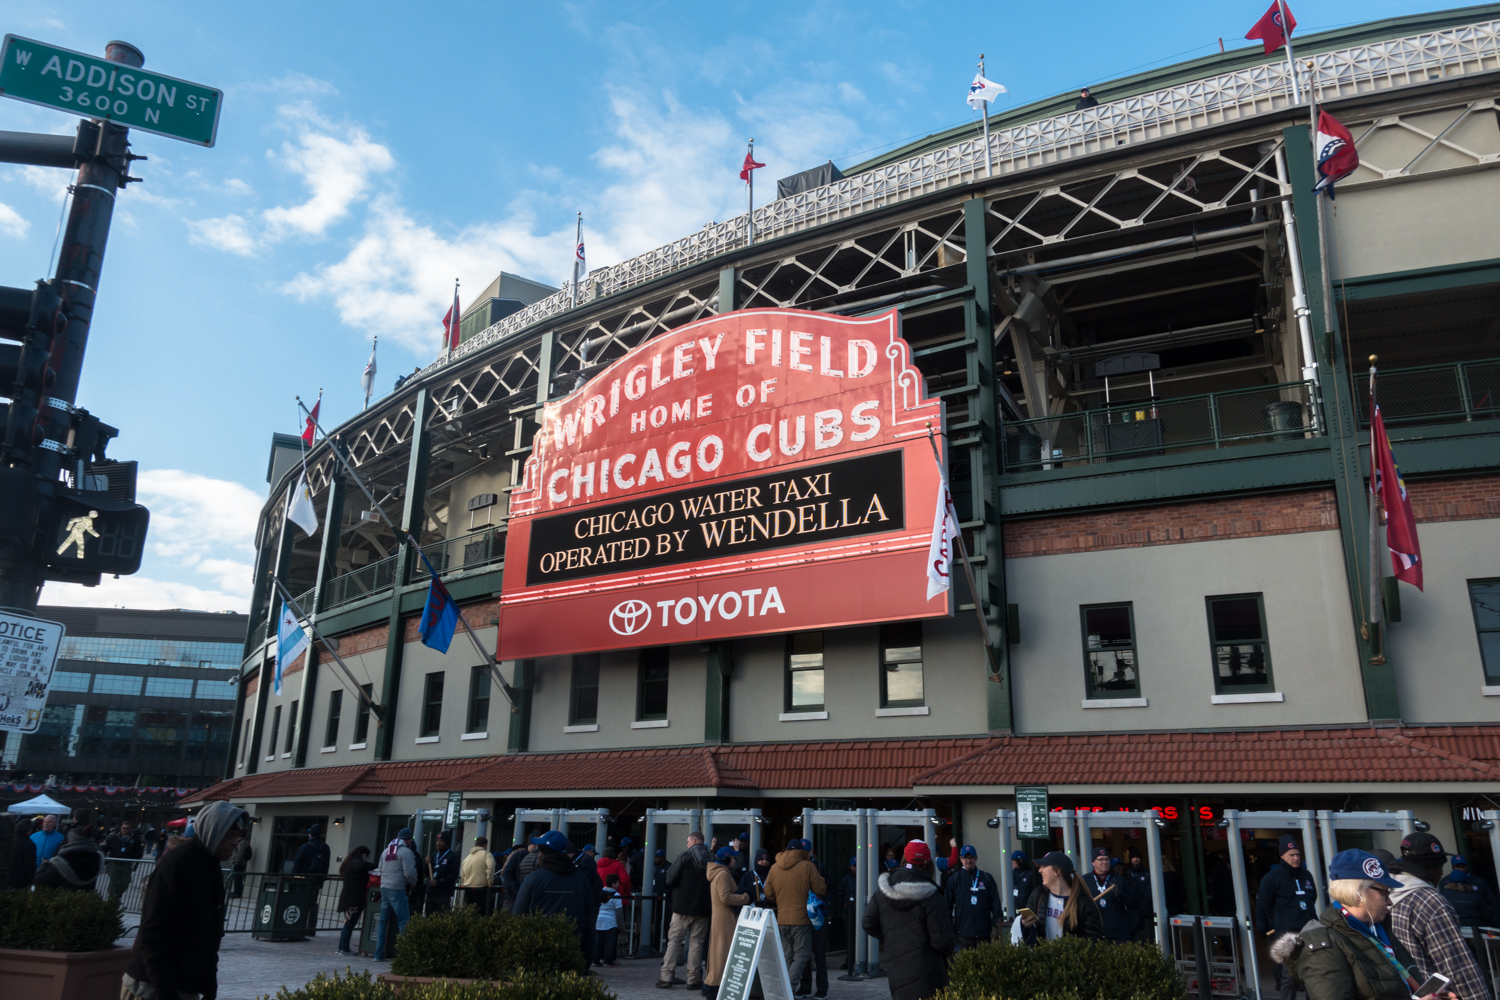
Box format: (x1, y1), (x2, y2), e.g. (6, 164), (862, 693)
(1, 810), (183, 895)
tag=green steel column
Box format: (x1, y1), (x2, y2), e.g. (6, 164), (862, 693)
(718, 267), (739, 314)
(225, 529), (276, 780)
(374, 390), (434, 760)
(507, 659), (534, 753)
(246, 508), (298, 774)
(245, 659), (273, 776)
(293, 453), (346, 768)
(963, 198), (1012, 733)
(1283, 125), (1398, 720)
(704, 642), (733, 744)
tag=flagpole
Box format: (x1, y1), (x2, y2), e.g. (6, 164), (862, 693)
(571, 212), (582, 309)
(1308, 61), (1337, 359)
(925, 423), (1002, 680)
(979, 55), (993, 177)
(448, 280), (460, 359)
(1367, 355), (1384, 661)
(747, 139), (756, 247)
(1277, 0), (1303, 104)
(272, 576), (384, 720)
(364, 336), (377, 411)
(294, 396), (520, 708)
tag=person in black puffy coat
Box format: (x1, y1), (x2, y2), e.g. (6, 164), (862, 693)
(862, 841), (956, 1000)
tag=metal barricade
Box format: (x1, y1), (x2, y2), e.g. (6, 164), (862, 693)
(95, 856), (156, 912)
(1479, 927), (1500, 1000)
(1169, 915), (1244, 1000)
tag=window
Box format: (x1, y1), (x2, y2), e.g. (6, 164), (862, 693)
(194, 678), (236, 700)
(1081, 604), (1140, 698)
(93, 674), (142, 696)
(80, 706), (134, 758)
(186, 713), (232, 762)
(26, 704), (84, 756)
(420, 673), (444, 737)
(240, 714), (252, 764)
(267, 705), (281, 759)
(466, 666), (490, 734)
(58, 636), (240, 668)
(1469, 580), (1500, 685)
(1207, 594), (1274, 693)
(636, 648), (669, 721)
(353, 684), (373, 744)
(324, 689), (343, 748)
(51, 671), (91, 693)
(284, 700), (298, 754)
(136, 711), (188, 760)
(880, 622), (925, 707)
(570, 654), (600, 725)
(785, 633), (825, 711)
(144, 677), (194, 698)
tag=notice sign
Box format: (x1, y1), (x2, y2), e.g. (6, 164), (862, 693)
(0, 610), (65, 733)
(1016, 786), (1049, 837)
(719, 907), (795, 1000)
(499, 307), (947, 658)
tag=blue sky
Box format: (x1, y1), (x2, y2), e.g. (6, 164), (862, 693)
(0, 0), (1455, 611)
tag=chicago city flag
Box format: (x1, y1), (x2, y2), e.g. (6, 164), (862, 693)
(1371, 404), (1423, 590)
(274, 602), (310, 696)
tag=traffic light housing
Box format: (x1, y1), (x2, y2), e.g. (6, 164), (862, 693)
(1, 280), (63, 464)
(46, 492), (149, 577)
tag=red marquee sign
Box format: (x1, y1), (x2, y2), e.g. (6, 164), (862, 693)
(497, 307), (949, 659)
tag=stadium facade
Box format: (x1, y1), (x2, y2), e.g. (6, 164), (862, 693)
(190, 6), (1500, 913)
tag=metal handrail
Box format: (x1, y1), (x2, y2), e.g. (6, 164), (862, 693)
(1002, 380), (1317, 472)
(1354, 358), (1500, 427)
(419, 18), (1500, 381)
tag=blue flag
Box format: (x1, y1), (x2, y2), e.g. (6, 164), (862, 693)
(415, 547), (459, 653)
(274, 601), (309, 695)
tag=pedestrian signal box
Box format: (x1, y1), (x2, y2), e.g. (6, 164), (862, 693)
(47, 494), (149, 576)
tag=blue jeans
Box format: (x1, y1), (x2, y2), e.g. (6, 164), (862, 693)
(338, 906), (362, 953)
(374, 887), (410, 960)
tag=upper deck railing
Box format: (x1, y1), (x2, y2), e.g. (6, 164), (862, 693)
(418, 18), (1500, 381)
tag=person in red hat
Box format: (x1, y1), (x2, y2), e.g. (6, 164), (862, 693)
(861, 840), (956, 1000)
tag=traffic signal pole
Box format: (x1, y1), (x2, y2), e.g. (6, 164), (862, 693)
(0, 40), (146, 612)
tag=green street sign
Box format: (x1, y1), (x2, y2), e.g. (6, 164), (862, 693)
(0, 35), (221, 146)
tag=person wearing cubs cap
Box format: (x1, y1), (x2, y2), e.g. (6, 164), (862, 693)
(1258, 834), (1320, 1000)
(513, 830), (599, 962)
(862, 840), (956, 1000)
(1387, 832), (1491, 1000)
(944, 845), (1002, 951)
(1083, 846), (1136, 942)
(1276, 849), (1455, 1000)
(764, 837), (826, 997)
(1018, 850), (1103, 944)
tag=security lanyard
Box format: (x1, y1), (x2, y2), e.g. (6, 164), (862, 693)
(1339, 905), (1415, 986)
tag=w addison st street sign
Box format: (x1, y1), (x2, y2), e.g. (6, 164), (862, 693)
(498, 307), (948, 658)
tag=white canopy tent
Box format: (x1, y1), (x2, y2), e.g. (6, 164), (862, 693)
(6, 793), (71, 815)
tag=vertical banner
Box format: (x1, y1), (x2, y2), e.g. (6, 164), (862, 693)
(498, 308), (949, 659)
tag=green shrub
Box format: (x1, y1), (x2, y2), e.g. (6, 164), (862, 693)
(265, 968), (614, 1000)
(940, 936), (1185, 1000)
(0, 887), (124, 952)
(391, 907), (588, 979)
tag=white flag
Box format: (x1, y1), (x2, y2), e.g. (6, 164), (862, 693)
(967, 73), (1006, 110)
(926, 468), (961, 600)
(287, 470), (319, 537)
(362, 340), (377, 407)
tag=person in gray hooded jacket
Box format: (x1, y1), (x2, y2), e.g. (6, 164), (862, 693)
(123, 800), (248, 1000)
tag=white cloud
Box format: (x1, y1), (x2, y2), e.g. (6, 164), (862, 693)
(41, 469), (261, 612)
(15, 164), (70, 202)
(223, 177), (254, 197)
(0, 203), (29, 239)
(187, 213), (259, 256)
(262, 105), (395, 238)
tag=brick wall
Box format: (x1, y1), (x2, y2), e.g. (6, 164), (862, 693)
(1005, 489), (1341, 558)
(339, 623), (389, 656)
(401, 597), (500, 642)
(1407, 475), (1500, 524)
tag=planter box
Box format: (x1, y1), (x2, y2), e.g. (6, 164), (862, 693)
(0, 946), (132, 1000)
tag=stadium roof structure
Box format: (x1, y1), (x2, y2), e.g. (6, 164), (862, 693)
(847, 4), (1500, 174)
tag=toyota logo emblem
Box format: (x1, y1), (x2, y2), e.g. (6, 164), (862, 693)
(610, 600), (652, 636)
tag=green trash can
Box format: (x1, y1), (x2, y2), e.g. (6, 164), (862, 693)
(359, 883), (383, 956)
(252, 875), (316, 942)
(1263, 400), (1304, 441)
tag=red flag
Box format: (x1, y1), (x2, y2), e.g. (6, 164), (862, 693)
(301, 397), (320, 446)
(442, 288), (461, 352)
(1313, 111), (1359, 195)
(1246, 1), (1296, 54)
(739, 151), (765, 182)
(1370, 404), (1423, 590)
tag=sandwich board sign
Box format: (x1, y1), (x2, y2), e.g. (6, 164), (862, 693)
(719, 907), (795, 1000)
(0, 610), (64, 733)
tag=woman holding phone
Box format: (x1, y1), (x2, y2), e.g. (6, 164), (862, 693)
(1276, 850), (1454, 1000)
(1018, 851), (1103, 943)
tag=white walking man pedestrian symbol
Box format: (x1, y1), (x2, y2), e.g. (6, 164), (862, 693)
(56, 510), (100, 559)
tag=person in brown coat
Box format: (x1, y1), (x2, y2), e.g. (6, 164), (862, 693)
(764, 838), (827, 991)
(705, 848), (752, 997)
